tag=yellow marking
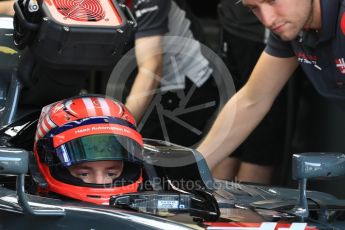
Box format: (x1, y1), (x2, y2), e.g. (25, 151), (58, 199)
(0, 46), (17, 55)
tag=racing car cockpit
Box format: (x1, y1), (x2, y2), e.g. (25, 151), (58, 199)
(1, 0), (345, 229)
(1, 112), (345, 230)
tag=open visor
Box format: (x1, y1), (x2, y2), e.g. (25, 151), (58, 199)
(48, 134), (143, 167)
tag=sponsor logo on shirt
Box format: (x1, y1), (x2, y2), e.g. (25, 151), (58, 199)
(133, 0), (150, 9)
(296, 52), (318, 65)
(335, 58), (345, 74)
(135, 5), (159, 17)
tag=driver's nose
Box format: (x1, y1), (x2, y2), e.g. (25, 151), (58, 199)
(94, 172), (112, 184)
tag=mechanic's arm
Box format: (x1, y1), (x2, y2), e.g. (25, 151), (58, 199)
(125, 35), (163, 122)
(197, 52), (298, 170)
(0, 1), (14, 15)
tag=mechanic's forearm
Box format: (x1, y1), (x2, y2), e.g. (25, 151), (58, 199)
(197, 53), (298, 170)
(125, 36), (163, 122)
(197, 88), (274, 170)
(125, 67), (162, 122)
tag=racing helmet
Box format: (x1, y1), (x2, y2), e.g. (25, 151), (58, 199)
(33, 95), (143, 205)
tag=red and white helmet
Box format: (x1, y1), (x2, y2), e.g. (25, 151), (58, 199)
(33, 95), (143, 205)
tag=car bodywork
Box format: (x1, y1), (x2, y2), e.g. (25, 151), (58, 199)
(0, 114), (345, 229)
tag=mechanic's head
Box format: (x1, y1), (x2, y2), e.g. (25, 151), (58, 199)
(33, 95), (143, 205)
(241, 0), (318, 41)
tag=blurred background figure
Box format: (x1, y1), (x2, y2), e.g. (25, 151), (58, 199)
(212, 0), (288, 184)
(120, 0), (220, 147)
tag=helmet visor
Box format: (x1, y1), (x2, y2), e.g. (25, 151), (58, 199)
(54, 134), (143, 167)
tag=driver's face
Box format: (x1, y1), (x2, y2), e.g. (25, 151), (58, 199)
(68, 161), (124, 184)
(242, 0), (313, 41)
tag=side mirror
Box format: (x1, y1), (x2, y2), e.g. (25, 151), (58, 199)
(291, 152), (345, 221)
(292, 152), (345, 180)
(0, 148), (28, 175)
(0, 148), (65, 216)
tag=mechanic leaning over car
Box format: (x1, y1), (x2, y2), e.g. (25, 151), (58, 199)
(212, 0), (288, 184)
(30, 95), (144, 205)
(197, 0), (345, 172)
(123, 0), (219, 147)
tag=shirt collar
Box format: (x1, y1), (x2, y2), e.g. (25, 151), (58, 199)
(301, 0), (340, 47)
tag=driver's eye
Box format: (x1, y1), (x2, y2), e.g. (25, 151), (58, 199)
(76, 172), (89, 177)
(107, 172), (120, 177)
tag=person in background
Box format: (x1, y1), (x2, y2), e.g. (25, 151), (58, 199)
(197, 0), (345, 179)
(124, 0), (219, 147)
(212, 0), (287, 184)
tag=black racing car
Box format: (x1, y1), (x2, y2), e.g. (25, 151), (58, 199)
(1, 1), (345, 229)
(0, 112), (345, 229)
